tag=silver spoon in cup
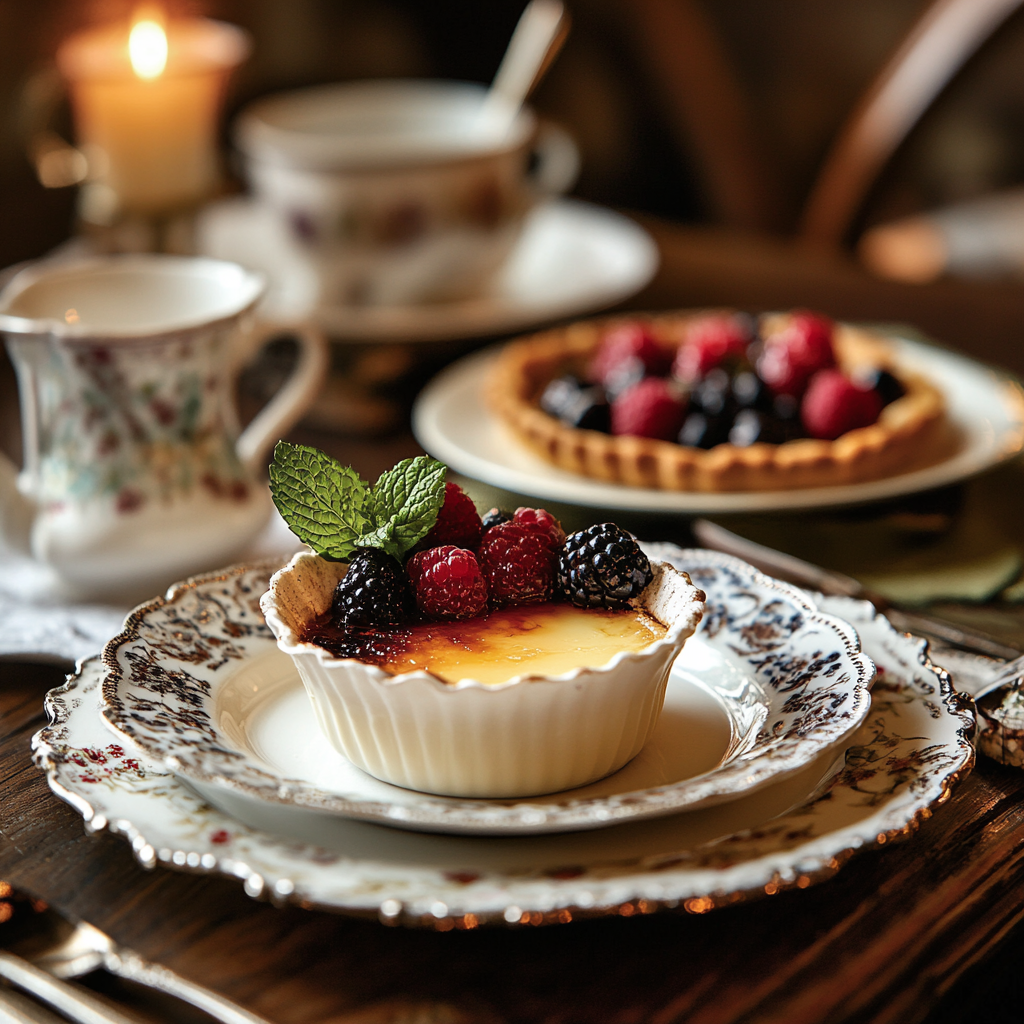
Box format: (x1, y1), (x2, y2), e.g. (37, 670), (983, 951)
(480, 0), (570, 137)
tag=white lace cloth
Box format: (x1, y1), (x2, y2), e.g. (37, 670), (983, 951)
(0, 511), (302, 664)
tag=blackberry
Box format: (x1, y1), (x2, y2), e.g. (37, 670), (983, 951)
(731, 370), (771, 411)
(557, 524), (653, 609)
(857, 367), (904, 406)
(690, 367), (733, 417)
(602, 355), (646, 401)
(728, 408), (792, 446)
(331, 548), (410, 631)
(679, 410), (730, 449)
(482, 507), (513, 531)
(540, 375), (612, 431)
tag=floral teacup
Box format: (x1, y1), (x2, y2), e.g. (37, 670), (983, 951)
(234, 79), (579, 308)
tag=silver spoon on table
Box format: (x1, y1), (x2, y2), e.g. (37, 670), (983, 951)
(0, 892), (272, 1024)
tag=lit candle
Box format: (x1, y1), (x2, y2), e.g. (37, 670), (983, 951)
(57, 9), (249, 219)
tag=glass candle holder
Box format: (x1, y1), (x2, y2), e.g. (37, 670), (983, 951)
(57, 16), (250, 224)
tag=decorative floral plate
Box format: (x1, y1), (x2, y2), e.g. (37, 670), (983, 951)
(32, 588), (973, 928)
(95, 549), (873, 835)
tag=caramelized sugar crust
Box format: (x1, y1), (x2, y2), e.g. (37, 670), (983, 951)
(304, 601), (668, 686)
(488, 311), (951, 492)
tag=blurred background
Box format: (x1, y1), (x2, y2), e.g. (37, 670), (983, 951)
(6, 0), (1024, 266)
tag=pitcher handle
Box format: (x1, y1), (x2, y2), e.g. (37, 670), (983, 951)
(0, 451), (34, 554)
(234, 321), (329, 476)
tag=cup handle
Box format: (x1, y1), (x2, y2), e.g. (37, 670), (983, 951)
(527, 122), (580, 197)
(234, 321), (329, 476)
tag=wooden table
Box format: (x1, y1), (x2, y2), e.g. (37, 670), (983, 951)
(3, 658), (1024, 1024)
(4, 219), (1024, 1023)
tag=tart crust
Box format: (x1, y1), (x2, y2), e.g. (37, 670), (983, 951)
(488, 311), (952, 493)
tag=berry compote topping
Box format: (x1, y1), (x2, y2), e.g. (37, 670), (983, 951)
(270, 443), (668, 681)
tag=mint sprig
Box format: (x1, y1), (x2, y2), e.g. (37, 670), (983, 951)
(269, 441), (447, 561)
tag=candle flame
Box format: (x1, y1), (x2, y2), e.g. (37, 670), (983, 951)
(129, 13), (168, 79)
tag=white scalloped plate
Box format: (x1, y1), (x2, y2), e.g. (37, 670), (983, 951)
(32, 588), (973, 928)
(412, 337), (1024, 512)
(95, 549), (873, 835)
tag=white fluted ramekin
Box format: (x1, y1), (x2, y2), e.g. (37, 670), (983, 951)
(261, 549), (705, 798)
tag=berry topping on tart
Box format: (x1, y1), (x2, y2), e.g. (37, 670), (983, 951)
(488, 309), (948, 492)
(589, 321), (672, 394)
(672, 312), (753, 383)
(801, 369), (884, 440)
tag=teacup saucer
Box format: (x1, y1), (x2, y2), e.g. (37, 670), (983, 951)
(196, 197), (658, 342)
(97, 547), (873, 836)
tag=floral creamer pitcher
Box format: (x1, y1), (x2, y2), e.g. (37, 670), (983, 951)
(0, 254), (326, 597)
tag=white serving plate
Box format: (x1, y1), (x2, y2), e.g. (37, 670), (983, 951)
(196, 197), (658, 342)
(33, 591), (973, 928)
(412, 336), (1024, 513)
(95, 549), (872, 835)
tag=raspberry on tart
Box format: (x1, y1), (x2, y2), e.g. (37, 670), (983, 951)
(488, 310), (949, 493)
(801, 369), (884, 440)
(611, 377), (688, 441)
(589, 320), (671, 393)
(672, 312), (752, 384)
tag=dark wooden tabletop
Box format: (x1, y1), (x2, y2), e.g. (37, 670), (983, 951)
(4, 219), (1024, 1023)
(3, 657), (1024, 1024)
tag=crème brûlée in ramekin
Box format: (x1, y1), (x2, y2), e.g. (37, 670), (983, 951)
(261, 550), (705, 798)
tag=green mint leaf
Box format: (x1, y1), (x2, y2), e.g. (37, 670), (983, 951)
(268, 441), (372, 560)
(360, 456), (447, 560)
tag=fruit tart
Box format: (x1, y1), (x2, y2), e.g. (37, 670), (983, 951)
(488, 309), (950, 492)
(260, 444), (705, 798)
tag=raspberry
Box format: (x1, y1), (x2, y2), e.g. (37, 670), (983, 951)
(589, 322), (672, 389)
(783, 311), (836, 372)
(557, 524), (653, 610)
(672, 313), (752, 383)
(407, 546), (489, 620)
(800, 369), (883, 440)
(331, 548), (410, 631)
(756, 342), (809, 396)
(418, 482), (482, 550)
(610, 378), (687, 440)
(478, 522), (556, 605)
(757, 311), (836, 396)
(512, 507), (565, 553)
